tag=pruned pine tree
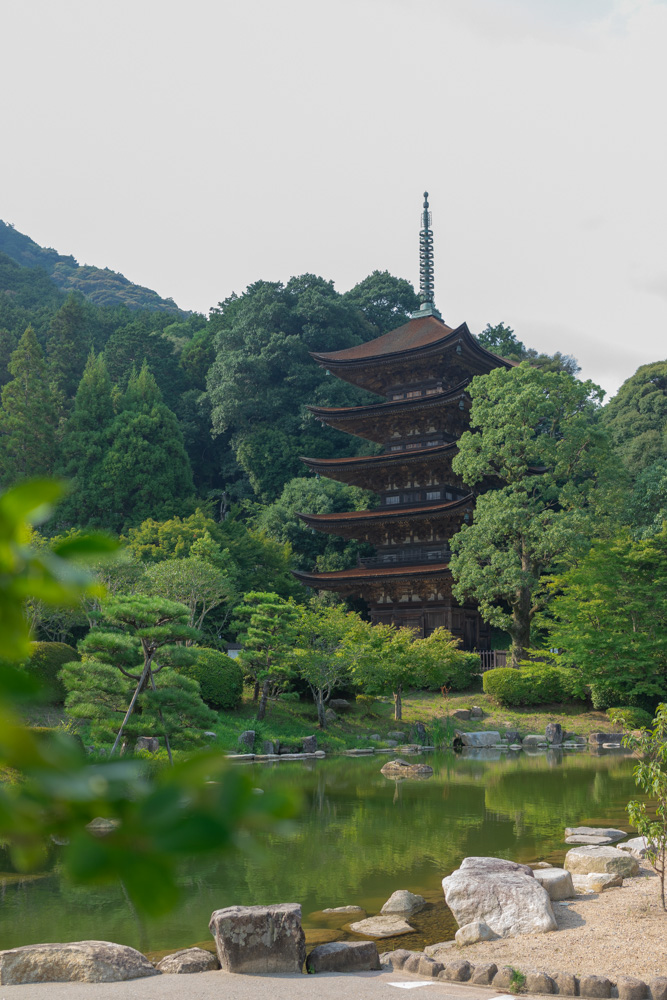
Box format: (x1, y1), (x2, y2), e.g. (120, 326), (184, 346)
(233, 591), (298, 721)
(61, 595), (211, 761)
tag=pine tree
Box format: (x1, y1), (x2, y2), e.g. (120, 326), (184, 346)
(57, 352), (116, 528)
(46, 294), (93, 399)
(0, 326), (61, 485)
(102, 362), (195, 532)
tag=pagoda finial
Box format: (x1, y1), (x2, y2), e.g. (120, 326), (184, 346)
(412, 192), (442, 319)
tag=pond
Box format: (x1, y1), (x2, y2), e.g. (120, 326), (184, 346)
(0, 748), (644, 955)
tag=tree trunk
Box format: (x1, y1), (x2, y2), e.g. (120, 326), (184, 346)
(511, 585), (532, 668)
(256, 679), (270, 722)
(393, 686), (402, 721)
(252, 680), (260, 702)
(316, 693), (326, 728)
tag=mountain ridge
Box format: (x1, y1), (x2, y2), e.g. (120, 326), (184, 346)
(0, 220), (184, 314)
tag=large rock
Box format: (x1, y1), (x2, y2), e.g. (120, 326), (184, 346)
(410, 722), (429, 743)
(156, 948), (219, 974)
(0, 941), (159, 985)
(380, 890), (426, 915)
(589, 732), (623, 745)
(380, 758), (433, 778)
(458, 731), (502, 747)
(387, 731), (407, 741)
(329, 699), (352, 712)
(306, 941), (379, 973)
(618, 836), (653, 859)
(522, 734), (548, 746)
(533, 868), (576, 900)
(565, 835), (616, 845)
(302, 735), (317, 753)
(460, 857), (534, 876)
(135, 736), (159, 753)
(564, 845), (639, 877)
(442, 856), (556, 938)
(452, 709), (471, 720)
(441, 958), (473, 981)
(545, 722), (563, 745)
(238, 730), (255, 752)
(347, 915), (414, 938)
(209, 903), (305, 973)
(470, 706), (484, 719)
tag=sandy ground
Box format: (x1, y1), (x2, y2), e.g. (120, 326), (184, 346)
(443, 862), (667, 982)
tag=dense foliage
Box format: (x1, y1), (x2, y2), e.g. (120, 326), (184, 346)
(180, 647), (243, 711)
(20, 641), (80, 704)
(450, 363), (612, 666)
(482, 665), (582, 707)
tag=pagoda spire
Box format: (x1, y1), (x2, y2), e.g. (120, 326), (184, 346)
(413, 191), (442, 320)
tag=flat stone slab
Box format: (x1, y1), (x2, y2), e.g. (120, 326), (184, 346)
(565, 826), (626, 842)
(565, 835), (616, 845)
(564, 845), (640, 877)
(348, 915), (414, 938)
(209, 903), (305, 973)
(307, 940), (380, 973)
(0, 941), (159, 985)
(319, 905), (366, 916)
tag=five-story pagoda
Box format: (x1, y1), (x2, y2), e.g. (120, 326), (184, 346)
(293, 195), (513, 649)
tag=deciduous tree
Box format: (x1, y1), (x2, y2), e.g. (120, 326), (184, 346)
(450, 363), (610, 666)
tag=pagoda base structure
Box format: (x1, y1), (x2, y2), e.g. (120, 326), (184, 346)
(292, 564), (490, 650)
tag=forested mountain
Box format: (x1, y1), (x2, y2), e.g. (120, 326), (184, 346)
(0, 221), (182, 312)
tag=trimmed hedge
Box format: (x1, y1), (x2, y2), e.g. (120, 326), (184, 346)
(607, 706), (654, 730)
(23, 641), (80, 704)
(483, 665), (582, 707)
(181, 648), (243, 711)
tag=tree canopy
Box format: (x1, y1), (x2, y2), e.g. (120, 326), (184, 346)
(450, 363), (611, 665)
(602, 360), (667, 475)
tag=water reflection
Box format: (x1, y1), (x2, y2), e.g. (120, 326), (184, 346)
(0, 749), (641, 954)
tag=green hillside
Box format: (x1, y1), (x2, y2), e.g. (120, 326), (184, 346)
(0, 221), (182, 313)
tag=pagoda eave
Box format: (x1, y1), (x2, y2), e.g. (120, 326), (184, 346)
(292, 562), (451, 590)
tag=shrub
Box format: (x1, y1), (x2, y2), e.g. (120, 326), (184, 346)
(421, 651), (480, 692)
(180, 648), (243, 711)
(483, 665), (583, 707)
(23, 641), (80, 704)
(608, 706), (654, 730)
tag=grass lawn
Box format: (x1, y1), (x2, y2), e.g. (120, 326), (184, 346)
(210, 681), (617, 753)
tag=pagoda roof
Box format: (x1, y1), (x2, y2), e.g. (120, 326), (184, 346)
(301, 442), (457, 473)
(297, 494), (473, 537)
(311, 316), (511, 370)
(312, 314), (455, 363)
(308, 379), (468, 426)
(292, 561), (451, 588)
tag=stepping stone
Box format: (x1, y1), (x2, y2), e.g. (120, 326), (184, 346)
(565, 826), (626, 844)
(347, 915), (414, 938)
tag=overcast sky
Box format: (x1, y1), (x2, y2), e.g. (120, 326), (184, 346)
(1, 0), (666, 399)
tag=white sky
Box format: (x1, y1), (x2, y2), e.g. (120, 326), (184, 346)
(1, 0), (666, 399)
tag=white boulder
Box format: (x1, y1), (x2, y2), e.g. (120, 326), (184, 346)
(0, 942), (158, 985)
(347, 915), (414, 938)
(442, 856), (557, 938)
(564, 845), (639, 877)
(380, 890), (426, 915)
(458, 731), (501, 747)
(618, 837), (653, 859)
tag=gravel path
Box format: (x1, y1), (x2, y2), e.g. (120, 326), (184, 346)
(452, 862), (667, 981)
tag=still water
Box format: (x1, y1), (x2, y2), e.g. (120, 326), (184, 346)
(0, 749), (643, 954)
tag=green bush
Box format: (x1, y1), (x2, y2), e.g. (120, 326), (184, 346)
(483, 665), (582, 707)
(422, 652), (480, 692)
(180, 648), (243, 711)
(23, 641), (80, 704)
(607, 706), (654, 730)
